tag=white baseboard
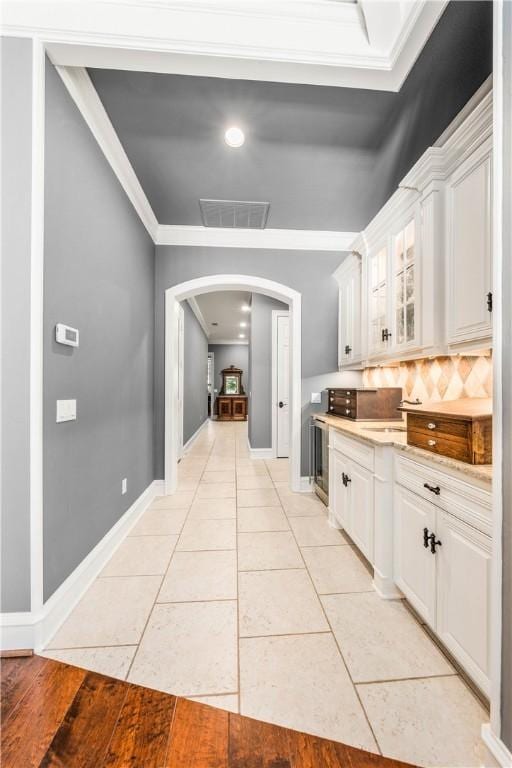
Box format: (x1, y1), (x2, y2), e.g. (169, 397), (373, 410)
(300, 475), (313, 492)
(0, 479), (163, 653)
(482, 725), (512, 768)
(246, 437), (275, 460)
(182, 418), (209, 453)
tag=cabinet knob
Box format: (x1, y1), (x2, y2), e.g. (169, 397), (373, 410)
(427, 439), (436, 447)
(427, 422), (437, 430)
(345, 399), (350, 404)
(345, 408), (351, 415)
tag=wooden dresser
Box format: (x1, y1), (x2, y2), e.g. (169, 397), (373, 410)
(217, 395), (248, 421)
(400, 397), (492, 464)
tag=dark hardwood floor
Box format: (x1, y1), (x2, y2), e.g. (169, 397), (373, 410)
(1, 655), (415, 767)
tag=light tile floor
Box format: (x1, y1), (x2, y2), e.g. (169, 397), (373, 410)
(43, 420), (489, 766)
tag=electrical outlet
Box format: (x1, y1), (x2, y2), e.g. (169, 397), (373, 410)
(310, 392), (322, 404)
(121, 478), (127, 495)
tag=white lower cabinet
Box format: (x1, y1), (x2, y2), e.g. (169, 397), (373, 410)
(329, 442), (374, 564)
(394, 485), (437, 627)
(393, 464), (491, 695)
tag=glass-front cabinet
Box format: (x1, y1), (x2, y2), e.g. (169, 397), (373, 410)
(392, 218), (417, 350)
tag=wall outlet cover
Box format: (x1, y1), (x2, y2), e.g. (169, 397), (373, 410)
(56, 399), (77, 423)
(310, 392), (322, 404)
(121, 478), (127, 495)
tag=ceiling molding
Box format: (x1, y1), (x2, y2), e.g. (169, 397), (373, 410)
(54, 66), (159, 240)
(186, 297), (210, 338)
(156, 225), (357, 251)
(4, 0), (448, 91)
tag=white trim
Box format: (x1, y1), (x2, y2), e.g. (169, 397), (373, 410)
(186, 297), (210, 338)
(247, 442), (274, 461)
(271, 309), (290, 460)
(207, 339), (248, 346)
(1, 480), (164, 652)
(482, 725), (512, 768)
(30, 38), (46, 615)
(55, 66), (159, 240)
(300, 476), (313, 493)
(156, 225), (357, 251)
(2, 0), (449, 92)
(182, 418), (209, 453)
(165, 275), (301, 494)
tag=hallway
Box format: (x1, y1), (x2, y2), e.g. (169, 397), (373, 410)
(43, 421), (488, 767)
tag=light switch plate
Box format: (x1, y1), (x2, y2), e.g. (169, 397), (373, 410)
(310, 392), (322, 404)
(56, 399), (77, 423)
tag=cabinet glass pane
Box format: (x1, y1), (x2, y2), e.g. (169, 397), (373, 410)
(405, 220), (415, 263)
(396, 272), (404, 305)
(406, 264), (414, 301)
(396, 307), (405, 345)
(406, 302), (415, 342)
(395, 231), (404, 270)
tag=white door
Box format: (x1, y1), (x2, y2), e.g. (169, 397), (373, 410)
(276, 313), (290, 457)
(330, 450), (351, 530)
(436, 510), (491, 694)
(446, 145), (492, 346)
(177, 303), (185, 458)
(347, 460), (374, 563)
(393, 485), (437, 625)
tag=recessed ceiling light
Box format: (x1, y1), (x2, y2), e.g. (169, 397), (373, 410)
(239, 333), (246, 339)
(224, 126), (245, 148)
(240, 322), (247, 328)
(241, 304), (251, 312)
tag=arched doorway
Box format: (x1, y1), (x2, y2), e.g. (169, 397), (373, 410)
(165, 275), (302, 493)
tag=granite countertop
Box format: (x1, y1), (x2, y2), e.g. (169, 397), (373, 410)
(314, 413), (492, 487)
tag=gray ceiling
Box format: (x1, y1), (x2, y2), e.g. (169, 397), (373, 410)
(88, 1), (491, 232)
(194, 290), (251, 343)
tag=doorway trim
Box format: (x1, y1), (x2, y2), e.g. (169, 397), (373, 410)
(165, 275), (301, 493)
(272, 309), (290, 460)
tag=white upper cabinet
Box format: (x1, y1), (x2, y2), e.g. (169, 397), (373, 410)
(334, 253), (364, 369)
(335, 85), (492, 367)
(446, 140), (493, 349)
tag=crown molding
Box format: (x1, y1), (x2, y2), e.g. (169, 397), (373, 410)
(3, 0), (448, 91)
(55, 66), (159, 241)
(186, 297), (210, 338)
(156, 225), (357, 251)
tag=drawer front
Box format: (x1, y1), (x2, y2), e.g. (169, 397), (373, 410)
(328, 404), (356, 419)
(330, 429), (374, 471)
(408, 430), (471, 463)
(407, 413), (470, 440)
(394, 453), (491, 534)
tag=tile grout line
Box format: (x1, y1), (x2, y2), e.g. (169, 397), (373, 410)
(281, 480), (385, 757)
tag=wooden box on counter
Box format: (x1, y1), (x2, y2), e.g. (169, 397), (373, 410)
(400, 397), (492, 465)
(326, 388), (403, 421)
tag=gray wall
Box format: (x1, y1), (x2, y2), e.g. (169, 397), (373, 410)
(1, 38), (33, 612)
(182, 302), (208, 444)
(43, 61), (155, 601)
(248, 294), (288, 450)
(368, 0), (492, 218)
(208, 344), (249, 411)
(153, 247), (353, 477)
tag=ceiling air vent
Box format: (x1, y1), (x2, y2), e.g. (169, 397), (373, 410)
(199, 199), (270, 229)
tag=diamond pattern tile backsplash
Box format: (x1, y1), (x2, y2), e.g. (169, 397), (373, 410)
(362, 355), (493, 403)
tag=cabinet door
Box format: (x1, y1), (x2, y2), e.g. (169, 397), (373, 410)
(446, 147), (492, 346)
(368, 245), (390, 357)
(338, 259), (362, 367)
(391, 218), (418, 352)
(436, 510), (491, 694)
(330, 450), (351, 531)
(393, 485), (437, 625)
(346, 460), (374, 562)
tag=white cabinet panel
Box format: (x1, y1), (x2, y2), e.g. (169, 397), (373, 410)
(446, 145), (492, 347)
(393, 485), (437, 626)
(436, 511), (491, 695)
(330, 449), (351, 530)
(347, 460), (374, 562)
(335, 254), (363, 369)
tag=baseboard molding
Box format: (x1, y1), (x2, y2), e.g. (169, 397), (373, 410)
(182, 418), (209, 453)
(300, 476), (313, 492)
(247, 437), (275, 460)
(0, 479), (164, 653)
(482, 725), (512, 768)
